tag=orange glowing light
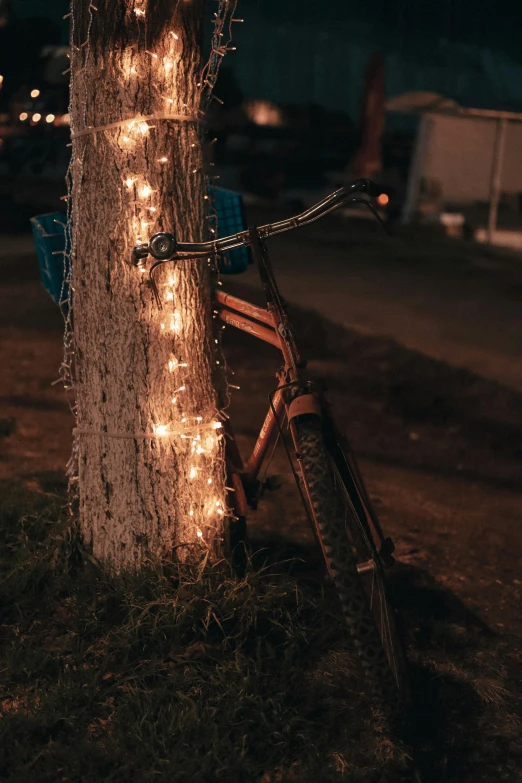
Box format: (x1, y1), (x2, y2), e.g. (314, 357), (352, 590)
(377, 193), (389, 206)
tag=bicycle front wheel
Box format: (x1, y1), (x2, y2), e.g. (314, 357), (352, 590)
(293, 413), (409, 706)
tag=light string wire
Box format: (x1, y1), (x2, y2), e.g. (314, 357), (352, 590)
(70, 111), (200, 139)
(202, 0), (240, 419)
(61, 0), (241, 551)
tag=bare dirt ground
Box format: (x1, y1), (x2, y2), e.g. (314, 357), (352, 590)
(1, 227), (522, 779)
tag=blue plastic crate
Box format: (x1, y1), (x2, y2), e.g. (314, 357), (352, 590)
(30, 188), (250, 304)
(30, 212), (69, 306)
(208, 186), (251, 274)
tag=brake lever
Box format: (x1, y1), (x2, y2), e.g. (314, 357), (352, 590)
(347, 197), (391, 236)
(149, 260), (164, 309)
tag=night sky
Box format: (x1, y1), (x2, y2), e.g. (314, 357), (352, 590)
(8, 0), (522, 65)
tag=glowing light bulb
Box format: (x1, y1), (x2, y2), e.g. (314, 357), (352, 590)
(45, 114), (55, 123)
(160, 323), (165, 330)
(207, 478), (213, 484)
(139, 184), (152, 198)
(189, 509), (194, 516)
(165, 292), (173, 301)
(122, 135), (131, 143)
(154, 424), (168, 436)
(168, 359), (178, 372)
(32, 113), (41, 122)
(164, 59), (173, 72)
(30, 89), (40, 98)
(19, 112), (28, 121)
(171, 397), (177, 404)
(134, 8), (145, 15)
(170, 32), (179, 39)
(166, 98), (174, 104)
(196, 530), (203, 538)
(125, 177), (134, 188)
(213, 421), (222, 429)
(189, 467), (197, 479)
(181, 418), (187, 423)
(159, 156), (168, 163)
(196, 416), (202, 422)
(139, 122), (150, 134)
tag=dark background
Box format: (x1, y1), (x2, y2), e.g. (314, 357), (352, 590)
(1, 0), (522, 216)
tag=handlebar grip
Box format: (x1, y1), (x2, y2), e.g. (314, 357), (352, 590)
(365, 180), (384, 199)
(132, 243), (149, 266)
(352, 178), (385, 198)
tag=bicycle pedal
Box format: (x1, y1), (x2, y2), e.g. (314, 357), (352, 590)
(263, 474), (283, 492)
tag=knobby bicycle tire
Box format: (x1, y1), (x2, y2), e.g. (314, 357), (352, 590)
(293, 413), (409, 707)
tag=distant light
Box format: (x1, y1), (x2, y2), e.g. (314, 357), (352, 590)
(30, 89), (40, 98)
(19, 112), (28, 121)
(0, 75), (4, 85)
(245, 99), (283, 127)
(45, 114), (55, 124)
(377, 193), (389, 206)
(52, 113), (70, 126)
(32, 113), (41, 122)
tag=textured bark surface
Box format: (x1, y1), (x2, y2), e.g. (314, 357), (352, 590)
(69, 0), (226, 570)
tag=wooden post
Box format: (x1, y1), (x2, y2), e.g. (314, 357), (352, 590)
(487, 117), (507, 244)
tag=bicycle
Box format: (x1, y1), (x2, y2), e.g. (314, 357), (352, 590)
(131, 178), (410, 707)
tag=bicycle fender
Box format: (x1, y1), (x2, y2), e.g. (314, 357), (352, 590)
(288, 393), (322, 421)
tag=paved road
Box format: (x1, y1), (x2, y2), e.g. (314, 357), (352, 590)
(235, 210), (522, 392)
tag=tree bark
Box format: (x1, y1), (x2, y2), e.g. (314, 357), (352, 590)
(69, 0), (226, 570)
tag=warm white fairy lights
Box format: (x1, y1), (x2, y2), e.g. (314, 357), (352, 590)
(63, 0), (240, 560)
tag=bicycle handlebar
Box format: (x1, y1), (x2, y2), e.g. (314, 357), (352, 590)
(131, 178), (386, 267)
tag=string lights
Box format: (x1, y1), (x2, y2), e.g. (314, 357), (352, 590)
(64, 0), (240, 568)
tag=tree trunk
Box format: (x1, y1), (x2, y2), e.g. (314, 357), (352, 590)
(68, 0), (226, 570)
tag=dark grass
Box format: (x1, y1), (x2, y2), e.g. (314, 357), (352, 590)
(0, 481), (520, 783)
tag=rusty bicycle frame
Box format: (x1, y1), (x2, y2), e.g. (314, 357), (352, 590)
(131, 178), (393, 561)
(213, 228), (392, 562)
